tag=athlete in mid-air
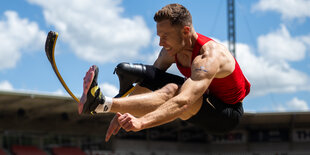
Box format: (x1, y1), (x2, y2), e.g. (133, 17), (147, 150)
(78, 3), (251, 141)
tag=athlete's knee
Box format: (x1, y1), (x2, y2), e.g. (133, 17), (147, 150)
(157, 83), (179, 100)
(164, 83), (179, 94)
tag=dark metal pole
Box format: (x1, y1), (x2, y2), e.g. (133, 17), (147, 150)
(227, 0), (236, 57)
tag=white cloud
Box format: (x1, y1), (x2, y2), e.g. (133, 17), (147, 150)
(257, 25), (306, 62)
(299, 34), (310, 48)
(253, 0), (310, 20)
(273, 105), (286, 112)
(236, 42), (310, 96)
(0, 11), (46, 70)
(100, 82), (119, 97)
(28, 0), (151, 63)
(287, 97), (309, 111)
(146, 36), (161, 64)
(0, 80), (14, 91)
(275, 97), (309, 112)
(234, 24), (310, 96)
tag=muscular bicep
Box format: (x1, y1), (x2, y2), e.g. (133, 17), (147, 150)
(153, 48), (174, 71)
(177, 53), (220, 103)
(191, 53), (219, 82)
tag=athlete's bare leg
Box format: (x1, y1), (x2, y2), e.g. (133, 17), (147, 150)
(80, 66), (203, 118)
(95, 83), (179, 117)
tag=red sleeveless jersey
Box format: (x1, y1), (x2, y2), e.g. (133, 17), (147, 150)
(175, 33), (251, 104)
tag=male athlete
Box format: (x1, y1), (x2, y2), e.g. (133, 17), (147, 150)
(78, 3), (250, 142)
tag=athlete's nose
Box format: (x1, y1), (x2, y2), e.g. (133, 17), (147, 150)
(159, 38), (165, 47)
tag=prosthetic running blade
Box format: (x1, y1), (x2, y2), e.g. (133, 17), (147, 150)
(45, 31), (136, 106)
(45, 31), (80, 103)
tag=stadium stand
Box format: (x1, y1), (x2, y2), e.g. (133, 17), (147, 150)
(11, 145), (47, 155)
(52, 147), (86, 155)
(0, 148), (7, 155)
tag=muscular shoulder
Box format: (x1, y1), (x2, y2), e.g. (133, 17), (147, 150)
(153, 48), (175, 71)
(192, 41), (235, 79)
(201, 41), (228, 59)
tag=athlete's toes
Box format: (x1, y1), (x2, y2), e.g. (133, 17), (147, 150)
(90, 65), (96, 71)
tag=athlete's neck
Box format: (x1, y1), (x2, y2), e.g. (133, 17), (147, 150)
(179, 31), (198, 55)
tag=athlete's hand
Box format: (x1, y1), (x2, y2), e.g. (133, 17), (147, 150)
(118, 113), (143, 132)
(105, 112), (122, 142)
(105, 112), (144, 142)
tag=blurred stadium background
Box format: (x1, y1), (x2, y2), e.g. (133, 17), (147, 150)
(0, 90), (309, 155)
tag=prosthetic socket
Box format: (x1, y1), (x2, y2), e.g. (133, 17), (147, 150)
(113, 62), (185, 97)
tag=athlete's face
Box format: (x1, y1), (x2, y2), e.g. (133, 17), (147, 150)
(156, 20), (185, 56)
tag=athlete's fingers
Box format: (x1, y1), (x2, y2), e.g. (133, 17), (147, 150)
(118, 113), (128, 120)
(113, 125), (121, 135)
(117, 113), (139, 132)
(121, 119), (131, 129)
(118, 113), (129, 122)
(122, 121), (134, 132)
(118, 113), (127, 120)
(113, 112), (123, 135)
(111, 112), (126, 135)
(118, 114), (132, 127)
(105, 112), (122, 142)
(105, 124), (115, 142)
(105, 121), (118, 141)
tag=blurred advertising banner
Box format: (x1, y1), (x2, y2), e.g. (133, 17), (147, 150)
(293, 128), (310, 142)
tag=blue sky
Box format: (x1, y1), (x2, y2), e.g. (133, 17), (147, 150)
(0, 0), (309, 113)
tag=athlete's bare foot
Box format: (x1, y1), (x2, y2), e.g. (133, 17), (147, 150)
(78, 65), (99, 114)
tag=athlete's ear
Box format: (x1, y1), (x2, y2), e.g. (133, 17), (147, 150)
(182, 26), (191, 36)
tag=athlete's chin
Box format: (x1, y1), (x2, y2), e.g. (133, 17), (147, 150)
(167, 50), (176, 57)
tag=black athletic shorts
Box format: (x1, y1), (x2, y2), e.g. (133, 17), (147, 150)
(186, 94), (243, 133)
(140, 66), (244, 133)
